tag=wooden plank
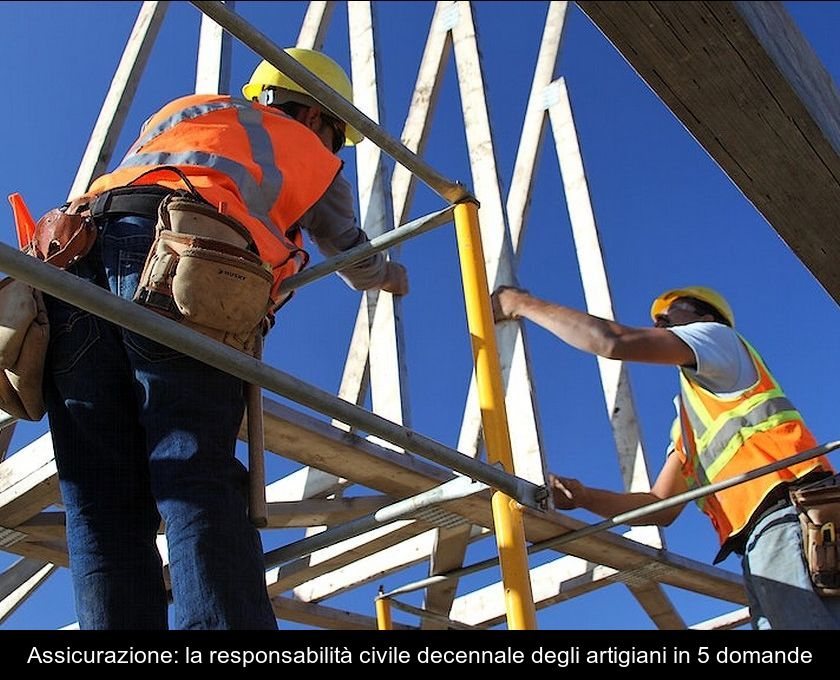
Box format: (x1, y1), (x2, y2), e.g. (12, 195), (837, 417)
(266, 520), (424, 595)
(0, 434), (59, 528)
(421, 524), (471, 629)
(3, 539), (68, 567)
(507, 1), (569, 254)
(0, 558), (56, 624)
(259, 398), (746, 603)
(265, 497), (392, 528)
(450, 554), (620, 627)
(296, 1), (336, 50)
(272, 595), (414, 630)
(293, 526), (488, 603)
(295, 529), (439, 603)
(263, 465), (347, 502)
(577, 1), (840, 304)
(16, 511), (65, 541)
(691, 607), (751, 630)
(625, 581), (685, 630)
(390, 2), (452, 223)
(0, 421), (17, 464)
(194, 0), (233, 94)
(68, 1), (168, 198)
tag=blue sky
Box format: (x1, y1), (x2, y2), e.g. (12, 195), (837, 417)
(1, 1), (839, 630)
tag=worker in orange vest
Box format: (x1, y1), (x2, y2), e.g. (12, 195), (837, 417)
(492, 285), (838, 629)
(43, 49), (406, 630)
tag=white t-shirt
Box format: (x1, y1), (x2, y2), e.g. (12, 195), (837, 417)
(667, 322), (758, 395)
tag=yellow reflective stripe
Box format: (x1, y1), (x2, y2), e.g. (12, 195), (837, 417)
(739, 336), (782, 391)
(704, 410), (804, 480)
(669, 415), (681, 443)
(695, 387), (785, 452)
(679, 372), (714, 431)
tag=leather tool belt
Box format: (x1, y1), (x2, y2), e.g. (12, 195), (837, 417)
(790, 473), (840, 596)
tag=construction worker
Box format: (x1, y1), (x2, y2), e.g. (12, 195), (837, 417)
(43, 49), (407, 630)
(491, 285), (838, 629)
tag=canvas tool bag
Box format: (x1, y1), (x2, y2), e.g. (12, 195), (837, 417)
(790, 473), (840, 596)
(134, 195), (273, 355)
(0, 194), (98, 421)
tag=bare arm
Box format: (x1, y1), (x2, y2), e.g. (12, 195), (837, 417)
(551, 453), (689, 526)
(492, 286), (694, 366)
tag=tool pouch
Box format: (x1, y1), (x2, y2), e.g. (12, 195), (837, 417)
(0, 194), (99, 421)
(134, 195), (273, 355)
(790, 473), (840, 596)
(30, 194), (98, 269)
(0, 278), (49, 421)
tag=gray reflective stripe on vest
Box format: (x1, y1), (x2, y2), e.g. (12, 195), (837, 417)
(696, 396), (798, 471)
(233, 105), (284, 223)
(128, 101), (236, 157)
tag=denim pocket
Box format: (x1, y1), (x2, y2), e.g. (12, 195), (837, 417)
(47, 305), (101, 376)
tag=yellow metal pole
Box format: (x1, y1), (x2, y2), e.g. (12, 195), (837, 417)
(453, 201), (537, 630)
(375, 591), (393, 630)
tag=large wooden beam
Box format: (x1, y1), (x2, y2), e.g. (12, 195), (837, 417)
(577, 1), (840, 304)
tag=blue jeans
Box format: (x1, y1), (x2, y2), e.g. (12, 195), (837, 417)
(742, 503), (840, 629)
(43, 215), (277, 630)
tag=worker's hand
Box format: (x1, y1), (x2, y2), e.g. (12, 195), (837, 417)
(491, 285), (528, 322)
(549, 473), (587, 510)
(380, 262), (409, 296)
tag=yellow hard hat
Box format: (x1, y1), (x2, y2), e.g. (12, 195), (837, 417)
(650, 286), (735, 326)
(242, 48), (363, 146)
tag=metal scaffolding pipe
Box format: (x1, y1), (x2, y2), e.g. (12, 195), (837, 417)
(0, 243), (545, 509)
(277, 206), (454, 296)
(382, 440), (840, 598)
(264, 476), (487, 567)
(189, 1), (472, 205)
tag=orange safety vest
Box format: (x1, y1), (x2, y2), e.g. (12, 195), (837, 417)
(89, 94), (342, 297)
(671, 335), (833, 548)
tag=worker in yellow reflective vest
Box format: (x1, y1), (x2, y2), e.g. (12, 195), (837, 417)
(492, 285), (838, 629)
(43, 49), (407, 630)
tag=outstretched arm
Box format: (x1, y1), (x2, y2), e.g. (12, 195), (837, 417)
(492, 286), (695, 366)
(551, 453), (689, 526)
